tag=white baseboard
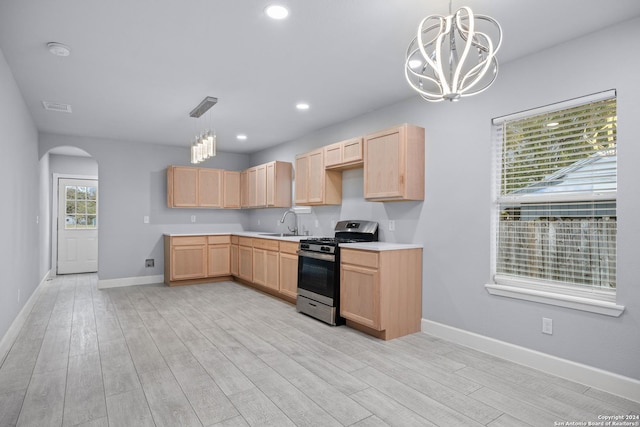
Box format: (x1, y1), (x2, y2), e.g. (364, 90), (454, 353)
(0, 270), (51, 365)
(97, 274), (165, 289)
(421, 319), (640, 404)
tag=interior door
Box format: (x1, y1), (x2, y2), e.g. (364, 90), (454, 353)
(57, 178), (98, 274)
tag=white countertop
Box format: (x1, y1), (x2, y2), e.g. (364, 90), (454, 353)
(164, 232), (422, 249)
(339, 242), (423, 251)
(163, 231), (312, 242)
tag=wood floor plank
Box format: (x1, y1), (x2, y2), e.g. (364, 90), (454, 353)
(0, 388), (27, 427)
(99, 338), (141, 396)
(200, 325), (269, 375)
(165, 351), (239, 425)
(352, 366), (485, 426)
(584, 387), (640, 414)
(487, 413), (535, 427)
(69, 303), (99, 356)
(63, 351), (107, 426)
(351, 387), (437, 427)
(16, 368), (66, 427)
(356, 349), (501, 424)
(210, 415), (250, 426)
(183, 337), (254, 396)
(469, 386), (558, 426)
(122, 326), (167, 373)
(0, 337), (41, 394)
(228, 387), (296, 427)
(246, 366), (342, 427)
(33, 326), (71, 374)
(138, 367), (203, 427)
(106, 388), (155, 427)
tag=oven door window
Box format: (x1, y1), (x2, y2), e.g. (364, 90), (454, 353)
(298, 256), (336, 299)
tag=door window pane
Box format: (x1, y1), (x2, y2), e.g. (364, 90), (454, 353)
(64, 184), (98, 229)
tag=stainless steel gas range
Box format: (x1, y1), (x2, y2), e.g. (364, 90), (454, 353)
(296, 220), (378, 325)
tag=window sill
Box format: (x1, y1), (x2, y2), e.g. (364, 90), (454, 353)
(485, 283), (625, 317)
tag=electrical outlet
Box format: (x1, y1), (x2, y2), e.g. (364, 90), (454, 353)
(542, 317), (553, 335)
(190, 215), (196, 223)
(315, 220), (319, 228)
(145, 259), (154, 268)
(389, 220), (395, 231)
(143, 216), (149, 224)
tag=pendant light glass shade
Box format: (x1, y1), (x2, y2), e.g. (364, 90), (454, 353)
(188, 96), (219, 164)
(405, 6), (502, 102)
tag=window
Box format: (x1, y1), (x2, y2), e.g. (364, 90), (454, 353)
(65, 185), (97, 229)
(486, 90), (624, 316)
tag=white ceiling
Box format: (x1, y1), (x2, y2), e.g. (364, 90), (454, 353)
(1, 1), (639, 154)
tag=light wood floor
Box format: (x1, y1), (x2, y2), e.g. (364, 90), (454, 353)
(0, 275), (638, 427)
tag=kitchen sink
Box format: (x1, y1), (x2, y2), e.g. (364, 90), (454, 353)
(258, 232), (299, 237)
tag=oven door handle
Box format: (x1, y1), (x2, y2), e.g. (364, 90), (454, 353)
(297, 250), (335, 262)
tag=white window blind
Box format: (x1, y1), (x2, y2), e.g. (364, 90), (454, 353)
(492, 91), (617, 294)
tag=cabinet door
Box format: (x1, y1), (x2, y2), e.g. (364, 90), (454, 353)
(171, 167), (198, 207)
(266, 162), (275, 207)
(364, 128), (403, 199)
(253, 248), (266, 286)
(324, 142), (342, 168)
(238, 245), (253, 282)
(171, 244), (207, 280)
(224, 171), (241, 209)
(256, 164), (267, 207)
(199, 169), (223, 207)
(342, 138), (363, 165)
(208, 244), (230, 276)
(230, 244), (239, 276)
(248, 167), (258, 208)
(279, 252), (298, 299)
(294, 155), (309, 204)
(265, 250), (279, 291)
(308, 149), (324, 203)
(240, 170), (249, 208)
(340, 263), (381, 330)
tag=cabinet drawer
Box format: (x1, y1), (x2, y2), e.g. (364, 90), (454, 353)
(279, 241), (299, 255)
(238, 237), (253, 247)
(341, 249), (378, 269)
(172, 236), (207, 246)
(253, 238), (279, 251)
(208, 235), (231, 244)
(231, 235), (239, 244)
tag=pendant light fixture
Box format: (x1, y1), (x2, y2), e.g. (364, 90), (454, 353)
(189, 96), (218, 164)
(404, 2), (502, 102)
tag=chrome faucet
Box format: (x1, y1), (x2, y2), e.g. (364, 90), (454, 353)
(280, 209), (298, 235)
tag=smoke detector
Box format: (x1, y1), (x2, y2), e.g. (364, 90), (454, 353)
(47, 42), (71, 57)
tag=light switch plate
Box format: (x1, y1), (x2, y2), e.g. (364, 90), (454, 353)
(190, 215), (196, 223)
(143, 216), (149, 224)
(389, 220), (395, 231)
(542, 317), (553, 335)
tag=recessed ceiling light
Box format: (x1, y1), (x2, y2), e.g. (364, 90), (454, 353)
(296, 103), (310, 110)
(237, 134), (248, 140)
(265, 4), (289, 19)
(47, 42), (71, 57)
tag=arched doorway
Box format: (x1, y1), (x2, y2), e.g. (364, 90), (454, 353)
(46, 146), (99, 276)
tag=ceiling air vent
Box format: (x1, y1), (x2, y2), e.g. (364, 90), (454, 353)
(42, 101), (72, 113)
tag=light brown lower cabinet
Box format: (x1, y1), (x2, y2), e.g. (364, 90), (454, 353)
(340, 247), (422, 340)
(278, 241), (299, 300)
(230, 236), (239, 276)
(238, 237), (253, 282)
(207, 235), (231, 277)
(252, 238), (280, 291)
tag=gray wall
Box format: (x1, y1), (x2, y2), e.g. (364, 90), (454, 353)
(249, 18), (640, 380)
(39, 134), (252, 280)
(0, 48), (40, 342)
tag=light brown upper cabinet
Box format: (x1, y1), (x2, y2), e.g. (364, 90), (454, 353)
(167, 165), (223, 208)
(223, 171), (241, 209)
(364, 124), (425, 201)
(240, 169), (249, 208)
(266, 161), (292, 208)
(295, 149), (342, 205)
(245, 161), (292, 208)
(324, 137), (364, 170)
(198, 168), (223, 207)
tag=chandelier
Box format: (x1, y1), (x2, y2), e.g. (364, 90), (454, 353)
(189, 96), (218, 164)
(404, 4), (502, 102)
